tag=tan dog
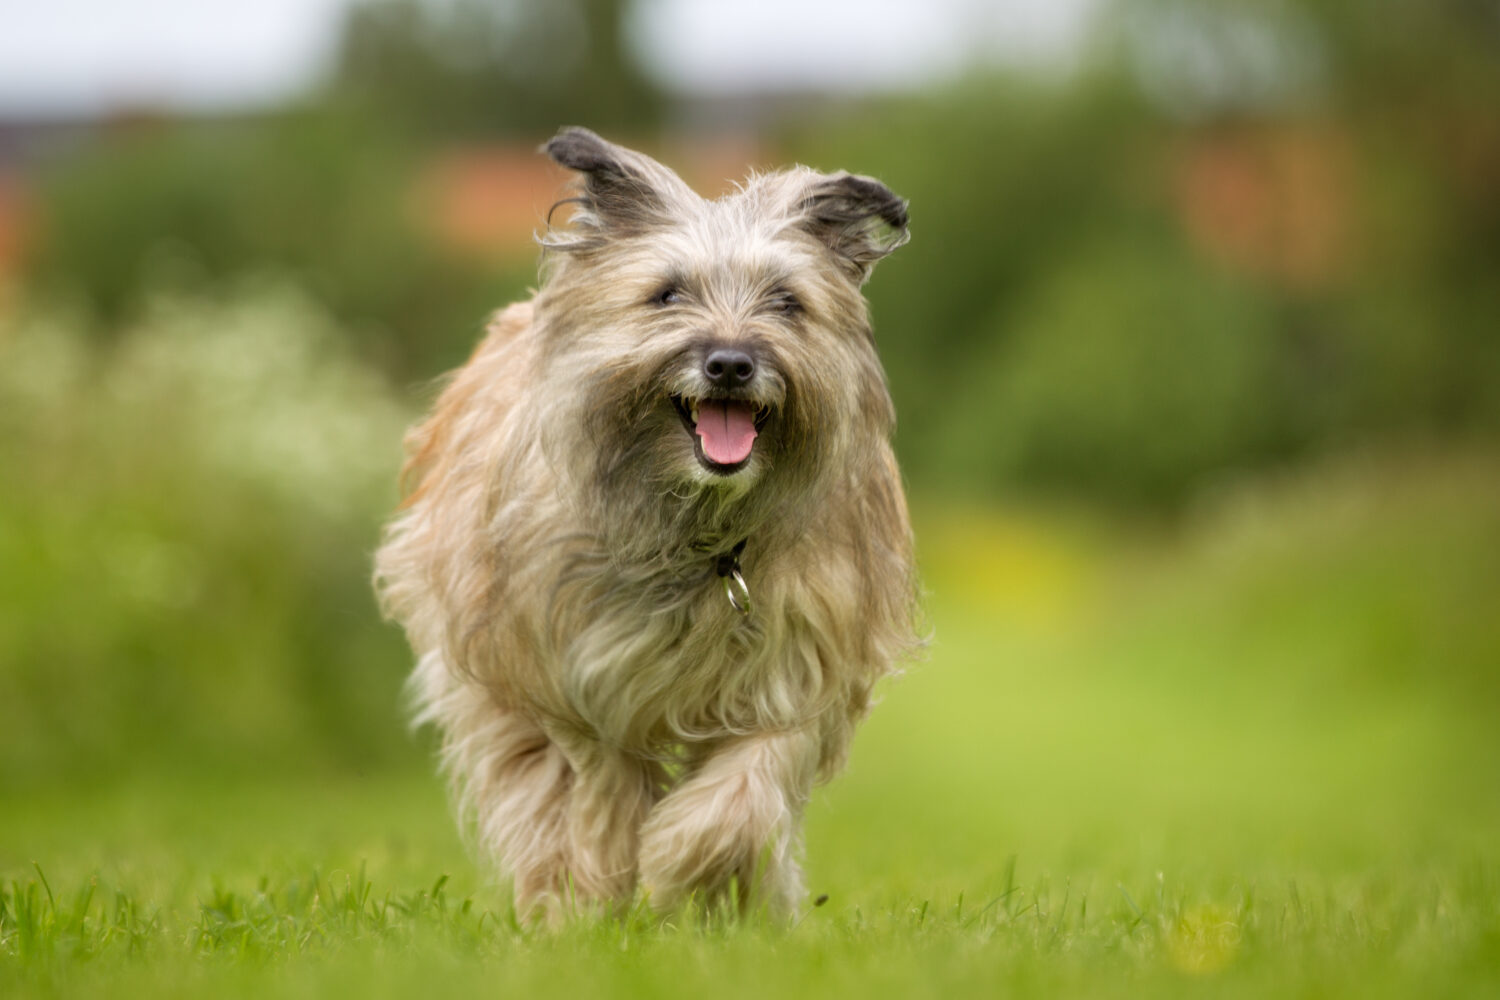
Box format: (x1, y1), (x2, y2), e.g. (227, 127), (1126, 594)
(375, 127), (920, 920)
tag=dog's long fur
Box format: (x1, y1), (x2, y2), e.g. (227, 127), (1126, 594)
(375, 128), (920, 919)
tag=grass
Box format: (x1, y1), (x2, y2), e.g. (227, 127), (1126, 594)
(4, 855), (1495, 998)
(3, 450), (1499, 997)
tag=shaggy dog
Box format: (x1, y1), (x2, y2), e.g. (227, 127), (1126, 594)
(375, 127), (920, 920)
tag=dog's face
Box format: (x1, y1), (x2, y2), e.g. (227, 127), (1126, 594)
(532, 128), (908, 540)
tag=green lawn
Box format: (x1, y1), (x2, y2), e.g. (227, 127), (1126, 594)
(4, 452), (1498, 998)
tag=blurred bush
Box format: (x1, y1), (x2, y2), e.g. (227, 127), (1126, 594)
(0, 280), (417, 789)
(982, 239), (1281, 502)
(22, 112), (530, 376)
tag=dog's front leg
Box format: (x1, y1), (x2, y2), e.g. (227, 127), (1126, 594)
(637, 728), (819, 915)
(546, 730), (658, 915)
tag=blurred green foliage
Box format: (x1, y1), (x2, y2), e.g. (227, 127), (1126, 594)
(2, 0), (1498, 790)
(0, 282), (417, 790)
(332, 0), (662, 139)
(782, 3), (1500, 502)
(23, 111), (529, 375)
(18, 0), (1498, 506)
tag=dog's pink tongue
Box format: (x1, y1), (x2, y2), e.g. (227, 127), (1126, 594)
(695, 400), (757, 465)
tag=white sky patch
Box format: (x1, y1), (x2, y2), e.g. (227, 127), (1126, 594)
(627, 0), (1104, 94)
(0, 0), (350, 118)
(0, 0), (1102, 119)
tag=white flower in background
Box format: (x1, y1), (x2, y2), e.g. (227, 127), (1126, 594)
(102, 277), (413, 520)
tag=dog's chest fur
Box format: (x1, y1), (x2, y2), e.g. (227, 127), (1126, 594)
(545, 539), (850, 755)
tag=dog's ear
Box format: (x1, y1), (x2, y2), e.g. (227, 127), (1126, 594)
(795, 172), (910, 283)
(542, 127), (687, 245)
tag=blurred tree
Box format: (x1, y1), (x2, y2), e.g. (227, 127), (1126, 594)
(330, 0), (663, 138)
(15, 0), (1499, 507)
(782, 0), (1500, 505)
(22, 110), (518, 375)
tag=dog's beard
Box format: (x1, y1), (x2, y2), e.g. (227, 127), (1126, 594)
(557, 348), (824, 566)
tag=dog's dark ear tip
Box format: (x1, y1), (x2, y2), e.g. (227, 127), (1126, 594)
(823, 173), (909, 231)
(852, 176), (908, 230)
(797, 170), (910, 276)
(543, 126), (613, 173)
(882, 199), (910, 231)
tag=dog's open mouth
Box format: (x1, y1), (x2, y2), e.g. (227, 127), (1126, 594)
(671, 396), (771, 474)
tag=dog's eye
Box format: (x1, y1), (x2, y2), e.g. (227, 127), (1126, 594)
(652, 287), (682, 307)
(769, 290), (802, 316)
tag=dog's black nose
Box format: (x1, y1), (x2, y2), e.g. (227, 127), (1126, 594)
(704, 348), (755, 389)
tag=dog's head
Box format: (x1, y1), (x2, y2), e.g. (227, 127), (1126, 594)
(533, 127), (908, 544)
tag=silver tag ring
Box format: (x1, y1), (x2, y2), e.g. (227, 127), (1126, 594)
(724, 568), (752, 616)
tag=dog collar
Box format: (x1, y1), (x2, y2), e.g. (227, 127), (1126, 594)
(713, 538), (751, 617)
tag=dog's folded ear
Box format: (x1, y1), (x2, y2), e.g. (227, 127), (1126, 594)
(796, 173), (910, 283)
(542, 127), (688, 247)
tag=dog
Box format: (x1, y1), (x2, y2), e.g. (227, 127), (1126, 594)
(375, 127), (920, 920)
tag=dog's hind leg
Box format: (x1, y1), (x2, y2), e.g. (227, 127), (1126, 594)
(636, 728), (820, 916)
